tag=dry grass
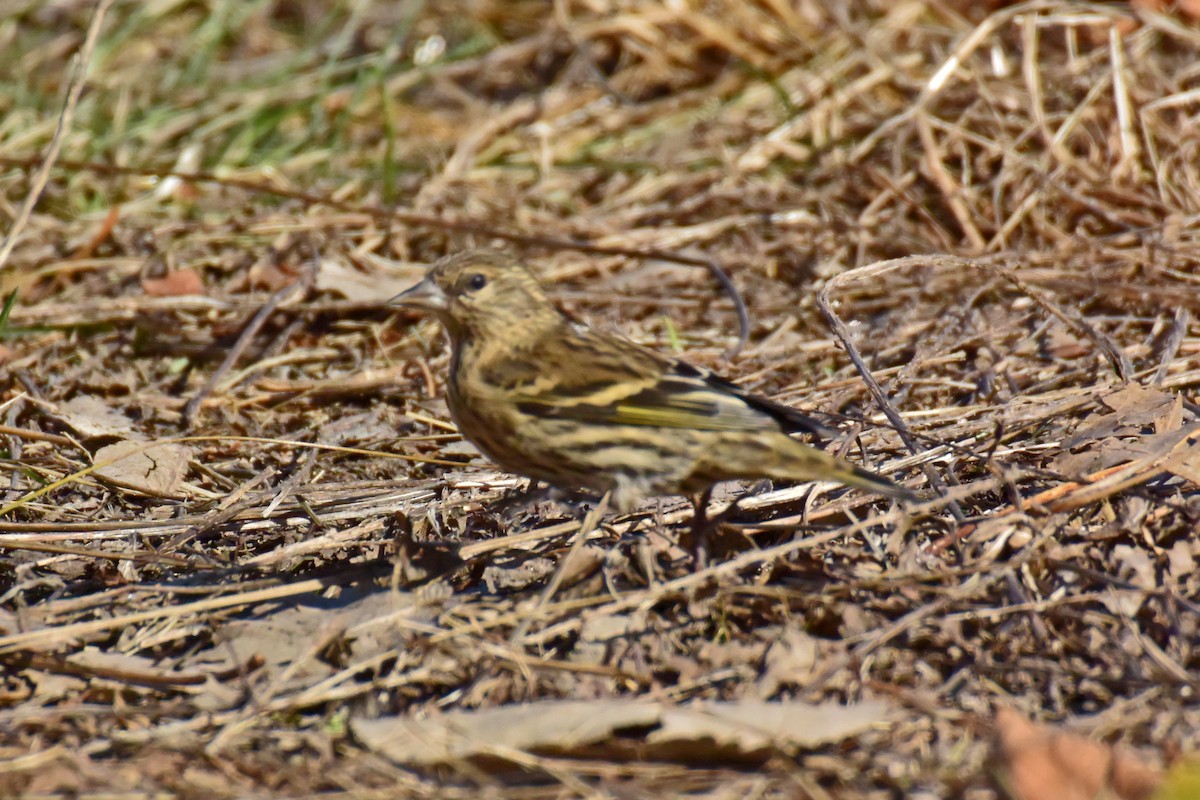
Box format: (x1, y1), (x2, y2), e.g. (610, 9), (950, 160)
(1, 1), (1199, 797)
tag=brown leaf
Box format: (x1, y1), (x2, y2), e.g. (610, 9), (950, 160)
(248, 257), (295, 292)
(0, 607), (18, 637)
(756, 626), (819, 698)
(316, 406), (410, 446)
(1055, 395), (1199, 480)
(1098, 386), (1179, 430)
(649, 699), (890, 756)
(315, 257), (420, 303)
(352, 698), (890, 767)
(1045, 326), (1091, 360)
(993, 707), (1162, 800)
(1100, 545), (1157, 617)
(1157, 393), (1184, 435)
(93, 440), (190, 497)
(1113, 544), (1157, 590)
(1166, 541), (1196, 582)
(141, 268), (204, 297)
(69, 647), (164, 680)
(1165, 436), (1200, 487)
(352, 700), (662, 765)
(29, 671), (86, 704)
(56, 395), (135, 439)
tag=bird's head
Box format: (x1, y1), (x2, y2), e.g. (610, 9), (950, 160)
(390, 250), (560, 341)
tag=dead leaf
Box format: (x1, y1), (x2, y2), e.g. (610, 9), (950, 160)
(352, 698), (890, 766)
(29, 671), (87, 703)
(1156, 394), (1183, 435)
(56, 395), (135, 438)
(141, 269), (204, 297)
(1099, 545), (1157, 617)
(1099, 386), (1179, 429)
(573, 613), (641, 666)
(181, 585), (428, 681)
(69, 647), (164, 678)
(1056, 416), (1200, 482)
(1113, 544), (1157, 589)
(649, 699), (891, 756)
(1164, 434), (1200, 487)
(0, 608), (18, 637)
(756, 626), (819, 698)
(1044, 326), (1091, 360)
(993, 706), (1162, 800)
(191, 675), (245, 713)
(315, 258), (419, 303)
(1166, 541), (1195, 582)
(248, 256), (295, 292)
(93, 440), (190, 497)
(439, 440), (483, 459)
(1059, 387), (1189, 470)
(353, 700), (659, 765)
(316, 406), (410, 446)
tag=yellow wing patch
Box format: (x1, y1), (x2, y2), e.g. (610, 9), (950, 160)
(516, 379), (776, 432)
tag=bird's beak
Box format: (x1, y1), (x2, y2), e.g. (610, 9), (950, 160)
(388, 274), (448, 312)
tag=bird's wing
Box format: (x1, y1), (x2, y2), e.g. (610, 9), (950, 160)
(511, 329), (835, 437)
(685, 363), (838, 438)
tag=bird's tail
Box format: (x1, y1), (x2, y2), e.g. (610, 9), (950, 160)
(768, 436), (917, 502)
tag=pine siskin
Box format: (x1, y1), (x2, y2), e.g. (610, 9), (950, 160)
(391, 250), (914, 528)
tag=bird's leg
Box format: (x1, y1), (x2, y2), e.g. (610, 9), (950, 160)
(688, 486), (715, 569)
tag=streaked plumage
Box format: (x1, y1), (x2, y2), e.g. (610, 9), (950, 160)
(391, 250), (914, 516)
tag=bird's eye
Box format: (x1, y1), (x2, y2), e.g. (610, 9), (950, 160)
(466, 273), (487, 291)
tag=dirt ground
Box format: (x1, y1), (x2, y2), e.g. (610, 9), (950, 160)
(2, 1), (1199, 797)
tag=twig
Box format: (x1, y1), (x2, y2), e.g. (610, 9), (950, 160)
(181, 246), (316, 428)
(1152, 307), (1189, 386)
(817, 255), (968, 523)
(7, 652), (264, 689)
(0, 538), (194, 569)
(992, 265), (1132, 383)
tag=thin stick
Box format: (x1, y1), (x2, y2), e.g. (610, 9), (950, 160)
(181, 251), (314, 428)
(1152, 308), (1189, 386)
(817, 254), (970, 523)
(993, 265), (1132, 383)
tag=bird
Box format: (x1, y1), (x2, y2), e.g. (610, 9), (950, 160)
(390, 250), (914, 555)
